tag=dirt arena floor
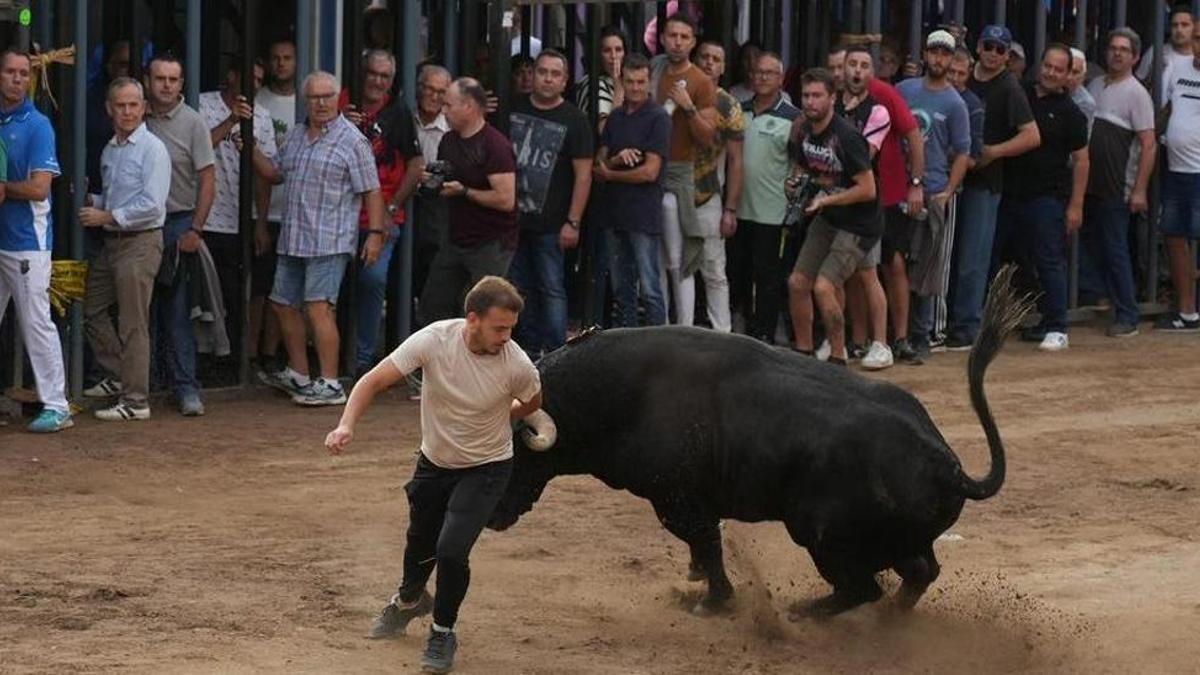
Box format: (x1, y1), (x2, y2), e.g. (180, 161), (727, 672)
(2, 326), (1199, 674)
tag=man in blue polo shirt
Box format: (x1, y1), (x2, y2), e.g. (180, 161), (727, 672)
(0, 50), (72, 433)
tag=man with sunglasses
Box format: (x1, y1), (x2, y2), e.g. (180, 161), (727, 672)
(1084, 28), (1156, 338)
(946, 24), (1040, 351)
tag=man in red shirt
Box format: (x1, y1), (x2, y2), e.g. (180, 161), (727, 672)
(339, 50), (424, 375)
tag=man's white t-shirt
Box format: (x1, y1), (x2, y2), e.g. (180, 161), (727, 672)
(254, 86), (296, 222)
(390, 319), (541, 469)
(1164, 59), (1200, 173)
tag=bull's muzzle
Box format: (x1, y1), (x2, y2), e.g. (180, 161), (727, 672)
(521, 409), (557, 451)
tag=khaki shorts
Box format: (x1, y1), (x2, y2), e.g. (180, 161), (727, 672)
(793, 216), (876, 284)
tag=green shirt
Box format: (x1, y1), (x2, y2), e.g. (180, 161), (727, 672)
(737, 94), (801, 225)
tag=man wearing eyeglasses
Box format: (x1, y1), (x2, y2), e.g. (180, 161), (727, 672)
(413, 65), (453, 307)
(1083, 28), (1156, 338)
(339, 50), (424, 376)
(945, 24), (1041, 351)
(256, 71), (387, 406)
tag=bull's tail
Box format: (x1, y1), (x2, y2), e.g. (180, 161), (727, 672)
(956, 266), (1035, 501)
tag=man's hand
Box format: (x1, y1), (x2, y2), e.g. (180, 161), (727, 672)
(254, 222), (272, 256)
(1066, 203), (1084, 233)
(229, 95), (253, 122)
(78, 207), (113, 228)
(906, 185), (925, 218)
(343, 104), (364, 127)
(1129, 189), (1149, 214)
(440, 180), (467, 198)
(361, 232), (384, 265)
(975, 145), (998, 169)
(559, 223), (580, 250)
(484, 90), (499, 115)
(667, 80), (694, 111)
(612, 148), (643, 167)
(805, 195), (826, 215)
(720, 209), (738, 238)
(930, 191), (952, 211)
(179, 229), (203, 253)
(325, 425), (353, 455)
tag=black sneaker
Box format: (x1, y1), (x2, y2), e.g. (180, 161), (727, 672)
(929, 333), (947, 353)
(1154, 312), (1200, 332)
(366, 591), (432, 639)
(893, 338), (923, 365)
(1106, 322), (1140, 338)
(944, 335), (973, 352)
(847, 342), (867, 361)
(421, 627), (458, 673)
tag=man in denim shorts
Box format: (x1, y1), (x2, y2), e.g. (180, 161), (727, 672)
(786, 68), (881, 366)
(258, 71), (387, 405)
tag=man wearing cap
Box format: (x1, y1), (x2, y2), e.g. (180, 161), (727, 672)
(1008, 42), (1028, 81)
(896, 31), (971, 361)
(945, 24), (1040, 351)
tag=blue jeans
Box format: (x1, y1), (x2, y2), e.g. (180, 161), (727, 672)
(160, 212), (199, 398)
(609, 229), (666, 327)
(356, 229), (398, 371)
(948, 187), (1001, 342)
(507, 230), (568, 356)
(995, 196), (1069, 333)
(1082, 195), (1139, 325)
(1160, 170), (1200, 239)
(908, 293), (935, 350)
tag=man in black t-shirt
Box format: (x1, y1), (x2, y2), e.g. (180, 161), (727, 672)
(419, 77), (518, 324)
(947, 25), (1041, 351)
(507, 50), (593, 357)
(786, 68), (880, 365)
(993, 44), (1089, 353)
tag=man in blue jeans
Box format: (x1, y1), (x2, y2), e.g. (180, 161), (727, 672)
(144, 54), (216, 416)
(992, 44), (1090, 352)
(508, 49), (593, 358)
(339, 50), (424, 375)
(594, 54), (671, 327)
(1083, 28), (1156, 338)
(947, 25), (1040, 350)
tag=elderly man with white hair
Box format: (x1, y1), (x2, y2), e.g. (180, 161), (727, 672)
(256, 70), (387, 406)
(1068, 47), (1096, 133)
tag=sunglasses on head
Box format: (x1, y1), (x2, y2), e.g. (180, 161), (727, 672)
(982, 41), (1008, 55)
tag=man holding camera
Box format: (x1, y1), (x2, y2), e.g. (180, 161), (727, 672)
(787, 68), (880, 365)
(419, 77), (518, 324)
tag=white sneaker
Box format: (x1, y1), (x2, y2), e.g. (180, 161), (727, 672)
(94, 402), (151, 421)
(815, 339), (831, 362)
(1038, 331), (1069, 352)
(83, 378), (123, 398)
(861, 341), (894, 370)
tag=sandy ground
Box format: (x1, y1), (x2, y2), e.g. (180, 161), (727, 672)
(2, 325), (1200, 674)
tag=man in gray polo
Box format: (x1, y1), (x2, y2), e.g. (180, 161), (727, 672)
(145, 53), (217, 416)
(257, 71), (386, 406)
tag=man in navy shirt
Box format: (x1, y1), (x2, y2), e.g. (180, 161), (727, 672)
(0, 50), (71, 433)
(594, 53), (671, 327)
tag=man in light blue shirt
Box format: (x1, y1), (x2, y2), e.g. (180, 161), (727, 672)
(79, 77), (171, 421)
(0, 49), (71, 432)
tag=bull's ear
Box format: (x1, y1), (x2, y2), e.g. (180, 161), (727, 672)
(521, 410), (557, 452)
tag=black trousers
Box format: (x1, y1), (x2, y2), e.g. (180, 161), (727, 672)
(397, 454), (513, 628)
(729, 220), (786, 342)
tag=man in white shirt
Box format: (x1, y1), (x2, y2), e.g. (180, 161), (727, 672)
(1137, 4), (1195, 83)
(413, 65), (453, 305)
(1155, 20), (1200, 332)
(325, 276), (542, 674)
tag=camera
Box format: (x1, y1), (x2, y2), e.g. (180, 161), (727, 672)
(419, 160), (456, 197)
(783, 174), (821, 231)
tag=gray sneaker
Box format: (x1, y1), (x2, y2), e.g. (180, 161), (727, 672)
(1106, 322), (1139, 338)
(367, 591), (432, 639)
(421, 627), (458, 673)
(258, 368), (307, 396)
(291, 379), (347, 406)
(179, 393), (205, 416)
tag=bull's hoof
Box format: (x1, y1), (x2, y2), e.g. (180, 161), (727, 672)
(691, 596), (732, 616)
(686, 565), (705, 582)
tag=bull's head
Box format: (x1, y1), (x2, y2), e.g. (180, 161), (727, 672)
(488, 410), (560, 531)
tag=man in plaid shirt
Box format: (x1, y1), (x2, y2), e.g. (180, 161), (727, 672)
(257, 70), (387, 406)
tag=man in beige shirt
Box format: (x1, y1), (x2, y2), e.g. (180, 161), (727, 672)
(324, 276), (541, 674)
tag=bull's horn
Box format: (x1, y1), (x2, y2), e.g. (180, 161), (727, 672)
(522, 409), (557, 451)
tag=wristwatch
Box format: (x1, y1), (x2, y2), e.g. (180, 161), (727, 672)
(909, 177), (924, 188)
(566, 219), (581, 230)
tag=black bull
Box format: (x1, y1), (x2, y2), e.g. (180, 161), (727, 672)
(489, 269), (1033, 617)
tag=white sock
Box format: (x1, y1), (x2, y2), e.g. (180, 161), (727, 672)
(432, 622), (452, 633)
(1181, 312), (1199, 321)
(285, 367), (310, 386)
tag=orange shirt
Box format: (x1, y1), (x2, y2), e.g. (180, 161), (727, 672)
(655, 62), (716, 162)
